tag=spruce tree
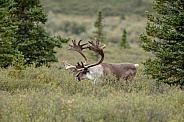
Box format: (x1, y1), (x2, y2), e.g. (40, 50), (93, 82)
(120, 29), (130, 49)
(0, 0), (16, 67)
(140, 0), (184, 87)
(90, 10), (105, 43)
(0, 0), (68, 68)
(89, 10), (106, 61)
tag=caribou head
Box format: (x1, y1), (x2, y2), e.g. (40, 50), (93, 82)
(64, 39), (138, 84)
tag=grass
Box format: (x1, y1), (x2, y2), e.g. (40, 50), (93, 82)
(0, 45), (184, 121)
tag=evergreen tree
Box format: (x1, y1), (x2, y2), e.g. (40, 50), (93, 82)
(140, 0), (184, 87)
(12, 51), (26, 70)
(89, 10), (106, 61)
(120, 29), (130, 49)
(0, 0), (68, 68)
(90, 10), (105, 43)
(0, 0), (16, 67)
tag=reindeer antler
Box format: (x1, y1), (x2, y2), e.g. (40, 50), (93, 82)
(63, 61), (76, 70)
(68, 39), (88, 51)
(86, 40), (106, 68)
(88, 40), (106, 56)
(63, 61), (85, 72)
(64, 39), (106, 72)
(64, 39), (88, 71)
(75, 61), (85, 69)
(68, 39), (88, 64)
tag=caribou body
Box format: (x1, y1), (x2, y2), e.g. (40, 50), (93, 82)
(64, 39), (138, 84)
(76, 63), (138, 83)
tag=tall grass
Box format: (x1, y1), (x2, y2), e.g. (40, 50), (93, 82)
(0, 57), (184, 121)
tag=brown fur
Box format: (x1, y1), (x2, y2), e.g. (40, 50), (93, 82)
(101, 63), (137, 80)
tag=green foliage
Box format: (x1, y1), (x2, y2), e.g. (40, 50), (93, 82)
(0, 65), (183, 121)
(0, 0), (17, 68)
(62, 21), (86, 34)
(140, 0), (184, 87)
(88, 10), (106, 61)
(41, 0), (152, 46)
(12, 51), (26, 70)
(41, 0), (154, 17)
(120, 29), (130, 49)
(1, 0), (183, 121)
(90, 10), (105, 43)
(0, 0), (68, 68)
(0, 45), (183, 121)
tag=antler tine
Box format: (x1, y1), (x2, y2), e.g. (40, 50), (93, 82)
(79, 40), (88, 50)
(63, 61), (85, 73)
(69, 39), (88, 51)
(68, 39), (76, 50)
(88, 40), (105, 55)
(63, 61), (76, 70)
(86, 40), (105, 69)
(68, 39), (89, 64)
(76, 61), (85, 69)
(78, 39), (82, 46)
(101, 44), (106, 49)
(96, 39), (99, 45)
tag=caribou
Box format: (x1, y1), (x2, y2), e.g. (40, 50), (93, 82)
(64, 39), (139, 84)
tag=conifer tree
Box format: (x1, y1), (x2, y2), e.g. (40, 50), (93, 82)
(90, 10), (105, 43)
(120, 29), (130, 49)
(0, 0), (16, 67)
(89, 10), (106, 61)
(140, 0), (184, 87)
(0, 0), (68, 68)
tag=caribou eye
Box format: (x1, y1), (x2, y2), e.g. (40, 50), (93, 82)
(83, 71), (87, 74)
(83, 68), (89, 74)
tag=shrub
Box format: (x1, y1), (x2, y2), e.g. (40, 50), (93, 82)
(62, 21), (86, 34)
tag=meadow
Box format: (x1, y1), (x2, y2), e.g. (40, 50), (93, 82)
(0, 44), (184, 121)
(0, 0), (184, 121)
